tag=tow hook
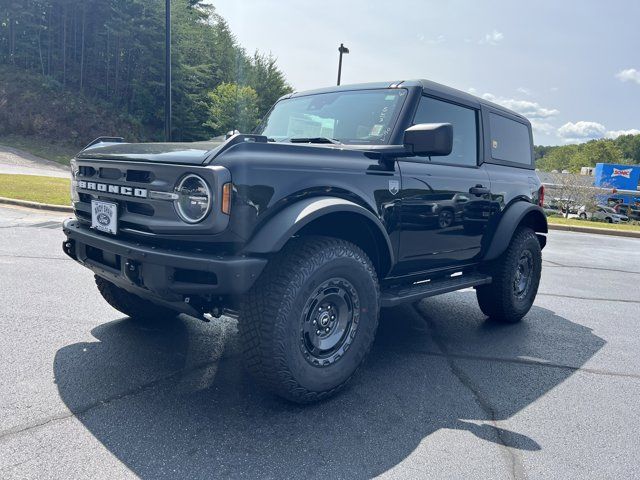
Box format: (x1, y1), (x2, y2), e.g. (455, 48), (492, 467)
(62, 239), (76, 260)
(124, 260), (141, 285)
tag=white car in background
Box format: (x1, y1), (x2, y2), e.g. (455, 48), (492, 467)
(578, 205), (629, 223)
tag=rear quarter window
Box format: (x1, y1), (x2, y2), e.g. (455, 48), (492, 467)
(489, 113), (532, 166)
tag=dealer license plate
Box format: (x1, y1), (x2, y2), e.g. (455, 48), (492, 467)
(91, 200), (118, 235)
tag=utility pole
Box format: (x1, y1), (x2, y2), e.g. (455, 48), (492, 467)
(337, 43), (349, 86)
(164, 0), (172, 141)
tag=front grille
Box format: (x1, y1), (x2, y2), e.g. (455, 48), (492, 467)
(99, 167), (122, 180)
(126, 202), (154, 216)
(72, 158), (228, 240)
(79, 166), (96, 177)
(126, 169), (153, 183)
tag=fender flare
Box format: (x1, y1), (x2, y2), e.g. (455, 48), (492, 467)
(242, 196), (395, 266)
(483, 202), (548, 261)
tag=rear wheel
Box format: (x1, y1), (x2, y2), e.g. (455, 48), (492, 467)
(239, 237), (380, 403)
(95, 275), (177, 323)
(476, 227), (541, 323)
(579, 212), (587, 219)
(606, 217), (613, 223)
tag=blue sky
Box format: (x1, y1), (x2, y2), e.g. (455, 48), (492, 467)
(210, 0), (640, 146)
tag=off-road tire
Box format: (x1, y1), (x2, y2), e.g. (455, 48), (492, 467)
(239, 236), (380, 403)
(95, 275), (177, 322)
(476, 227), (541, 323)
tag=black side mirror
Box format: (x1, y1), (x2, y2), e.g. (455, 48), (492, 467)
(403, 123), (453, 156)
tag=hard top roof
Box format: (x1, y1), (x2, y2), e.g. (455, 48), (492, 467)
(284, 79), (529, 123)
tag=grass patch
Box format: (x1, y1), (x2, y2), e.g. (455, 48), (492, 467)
(0, 134), (79, 166)
(0, 174), (70, 205)
(547, 216), (640, 232)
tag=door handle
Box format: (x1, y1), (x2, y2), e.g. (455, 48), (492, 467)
(469, 185), (490, 195)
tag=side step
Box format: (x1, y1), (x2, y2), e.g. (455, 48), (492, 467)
(381, 272), (492, 308)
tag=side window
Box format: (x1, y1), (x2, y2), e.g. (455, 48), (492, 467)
(489, 113), (532, 165)
(413, 96), (478, 166)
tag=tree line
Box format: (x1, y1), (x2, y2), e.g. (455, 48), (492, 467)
(535, 134), (640, 172)
(0, 0), (292, 142)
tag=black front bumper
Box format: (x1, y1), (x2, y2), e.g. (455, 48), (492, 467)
(62, 219), (267, 304)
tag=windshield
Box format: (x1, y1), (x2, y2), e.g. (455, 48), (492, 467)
(256, 89), (407, 144)
(601, 206), (616, 213)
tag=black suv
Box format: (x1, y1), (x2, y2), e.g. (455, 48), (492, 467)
(62, 80), (547, 403)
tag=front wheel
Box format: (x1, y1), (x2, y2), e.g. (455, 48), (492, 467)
(239, 237), (380, 403)
(476, 227), (542, 323)
(438, 209), (454, 228)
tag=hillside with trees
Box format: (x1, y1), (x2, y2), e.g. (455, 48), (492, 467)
(0, 0), (291, 145)
(535, 134), (640, 172)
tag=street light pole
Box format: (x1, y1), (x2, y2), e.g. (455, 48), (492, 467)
(337, 43), (349, 86)
(164, 0), (172, 142)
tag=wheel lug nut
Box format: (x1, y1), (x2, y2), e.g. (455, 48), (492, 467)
(316, 330), (321, 335)
(313, 320), (316, 325)
(331, 316), (335, 320)
(325, 328), (330, 333)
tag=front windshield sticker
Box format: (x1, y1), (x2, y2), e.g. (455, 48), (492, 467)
(370, 124), (384, 136)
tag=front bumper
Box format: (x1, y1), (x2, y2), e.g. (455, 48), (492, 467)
(62, 219), (266, 303)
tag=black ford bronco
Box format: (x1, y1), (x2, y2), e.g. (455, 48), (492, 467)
(63, 80), (547, 403)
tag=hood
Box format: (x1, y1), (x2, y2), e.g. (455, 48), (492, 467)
(76, 141), (225, 165)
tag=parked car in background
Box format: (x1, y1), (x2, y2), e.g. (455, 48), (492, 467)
(578, 205), (629, 223)
(613, 203), (640, 221)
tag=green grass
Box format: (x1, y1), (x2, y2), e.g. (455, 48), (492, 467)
(0, 174), (71, 205)
(0, 134), (79, 166)
(547, 216), (640, 232)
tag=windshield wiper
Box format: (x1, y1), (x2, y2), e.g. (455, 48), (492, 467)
(289, 137), (342, 145)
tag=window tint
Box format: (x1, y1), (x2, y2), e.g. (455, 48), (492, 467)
(489, 113), (532, 165)
(413, 96), (478, 166)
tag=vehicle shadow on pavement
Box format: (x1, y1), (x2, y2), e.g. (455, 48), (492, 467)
(53, 291), (604, 479)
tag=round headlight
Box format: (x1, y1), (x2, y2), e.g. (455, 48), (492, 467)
(174, 174), (212, 223)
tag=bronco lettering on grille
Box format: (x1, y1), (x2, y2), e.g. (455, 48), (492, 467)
(77, 180), (147, 198)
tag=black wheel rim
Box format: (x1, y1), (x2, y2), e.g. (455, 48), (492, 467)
(299, 277), (360, 367)
(439, 210), (453, 228)
(513, 250), (534, 299)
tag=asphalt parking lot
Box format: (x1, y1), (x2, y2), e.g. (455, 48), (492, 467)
(1, 205), (639, 479)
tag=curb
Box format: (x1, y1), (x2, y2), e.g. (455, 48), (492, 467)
(0, 196), (73, 213)
(548, 222), (640, 239)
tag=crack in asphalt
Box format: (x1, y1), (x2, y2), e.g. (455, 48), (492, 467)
(0, 253), (68, 261)
(0, 359), (219, 442)
(537, 292), (640, 304)
(395, 349), (640, 381)
(412, 303), (526, 480)
(543, 259), (640, 276)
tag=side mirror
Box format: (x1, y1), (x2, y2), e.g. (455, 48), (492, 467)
(403, 123), (453, 156)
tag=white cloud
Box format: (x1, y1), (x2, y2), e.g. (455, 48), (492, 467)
(557, 121), (606, 142)
(555, 122), (639, 143)
(479, 30), (504, 46)
(480, 93), (559, 119)
(605, 129), (640, 139)
(615, 68), (640, 85)
(418, 34), (445, 44)
(516, 87), (532, 96)
(530, 119), (555, 136)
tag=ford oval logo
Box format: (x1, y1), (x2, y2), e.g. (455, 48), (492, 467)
(97, 213), (111, 226)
